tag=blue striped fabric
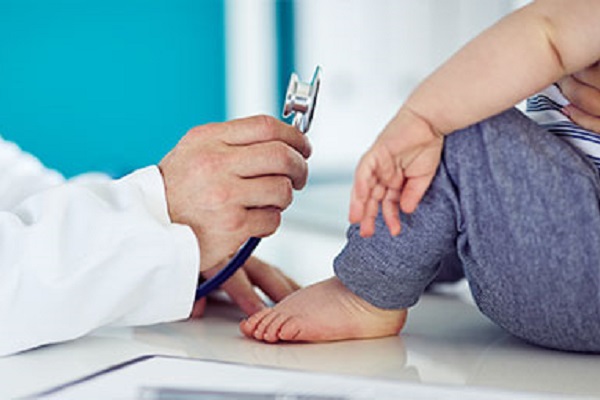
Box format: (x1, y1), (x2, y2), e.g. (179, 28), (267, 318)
(526, 85), (600, 171)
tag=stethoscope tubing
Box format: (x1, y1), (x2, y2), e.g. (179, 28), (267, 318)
(195, 237), (261, 300)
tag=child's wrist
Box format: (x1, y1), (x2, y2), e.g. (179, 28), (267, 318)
(403, 95), (455, 137)
(402, 105), (445, 139)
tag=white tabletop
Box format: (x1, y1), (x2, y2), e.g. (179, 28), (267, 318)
(2, 290), (599, 399)
(3, 181), (599, 399)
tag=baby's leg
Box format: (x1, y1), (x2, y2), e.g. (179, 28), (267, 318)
(242, 107), (600, 349)
(240, 277), (407, 343)
(445, 108), (600, 352)
(428, 252), (464, 288)
(241, 137), (463, 343)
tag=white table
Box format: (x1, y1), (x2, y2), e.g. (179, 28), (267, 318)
(1, 291), (599, 399)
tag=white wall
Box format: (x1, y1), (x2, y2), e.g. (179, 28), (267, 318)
(225, 0), (529, 176)
(225, 0), (277, 119)
(294, 0), (519, 175)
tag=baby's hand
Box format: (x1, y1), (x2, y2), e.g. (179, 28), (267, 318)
(349, 107), (444, 237)
(559, 61), (600, 134)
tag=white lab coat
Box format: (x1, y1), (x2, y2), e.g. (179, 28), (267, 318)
(0, 136), (199, 356)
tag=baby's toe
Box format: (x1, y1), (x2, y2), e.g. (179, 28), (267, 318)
(240, 308), (271, 338)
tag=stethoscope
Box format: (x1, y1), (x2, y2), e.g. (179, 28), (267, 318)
(195, 66), (322, 300)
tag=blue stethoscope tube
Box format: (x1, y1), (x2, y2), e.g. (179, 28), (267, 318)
(195, 66), (322, 301)
(195, 237), (261, 299)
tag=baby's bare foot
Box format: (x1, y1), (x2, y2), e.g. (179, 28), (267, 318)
(239, 277), (407, 343)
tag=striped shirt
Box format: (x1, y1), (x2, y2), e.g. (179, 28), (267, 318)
(526, 85), (600, 171)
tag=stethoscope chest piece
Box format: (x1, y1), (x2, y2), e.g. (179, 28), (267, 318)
(283, 66), (322, 134)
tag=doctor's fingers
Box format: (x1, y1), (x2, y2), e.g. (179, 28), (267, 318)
(242, 256), (301, 302)
(243, 207), (285, 238)
(189, 297), (207, 319)
(236, 176), (295, 210)
(217, 259), (300, 316)
(217, 115), (312, 159)
(211, 206), (283, 239)
(230, 141), (309, 190)
(196, 175), (294, 216)
(217, 268), (267, 316)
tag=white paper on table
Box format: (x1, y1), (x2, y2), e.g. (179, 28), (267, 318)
(26, 355), (582, 400)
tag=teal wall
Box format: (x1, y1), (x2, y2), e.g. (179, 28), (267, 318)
(0, 0), (226, 177)
(275, 0), (296, 121)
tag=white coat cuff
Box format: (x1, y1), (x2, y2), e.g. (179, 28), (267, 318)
(119, 166), (175, 226)
(117, 166), (200, 322)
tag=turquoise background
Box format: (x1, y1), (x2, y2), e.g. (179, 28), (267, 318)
(0, 0), (226, 177)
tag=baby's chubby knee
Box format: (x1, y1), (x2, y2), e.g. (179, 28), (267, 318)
(445, 108), (543, 157)
(446, 107), (597, 178)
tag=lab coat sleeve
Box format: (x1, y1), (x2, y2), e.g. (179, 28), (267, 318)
(0, 160), (200, 357)
(0, 137), (65, 210)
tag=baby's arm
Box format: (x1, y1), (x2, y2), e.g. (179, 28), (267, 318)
(351, 0), (600, 237)
(408, 0), (600, 135)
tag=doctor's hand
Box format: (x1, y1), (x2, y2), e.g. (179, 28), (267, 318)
(559, 61), (600, 133)
(159, 115), (311, 272)
(190, 256), (301, 317)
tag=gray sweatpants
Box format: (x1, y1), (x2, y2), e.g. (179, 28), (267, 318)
(334, 108), (600, 352)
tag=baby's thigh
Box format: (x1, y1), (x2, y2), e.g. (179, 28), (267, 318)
(447, 108), (600, 352)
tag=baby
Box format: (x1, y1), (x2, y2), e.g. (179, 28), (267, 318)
(241, 0), (600, 352)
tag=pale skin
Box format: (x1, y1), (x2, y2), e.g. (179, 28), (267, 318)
(159, 115), (311, 316)
(241, 0), (600, 343)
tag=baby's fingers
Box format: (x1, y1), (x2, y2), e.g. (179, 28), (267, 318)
(563, 105), (600, 134)
(358, 183), (387, 237)
(382, 188), (402, 236)
(349, 155), (380, 223)
(359, 197), (379, 237)
(400, 175), (435, 214)
(349, 184), (368, 224)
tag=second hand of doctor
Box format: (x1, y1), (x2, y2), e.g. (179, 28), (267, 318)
(159, 115), (312, 317)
